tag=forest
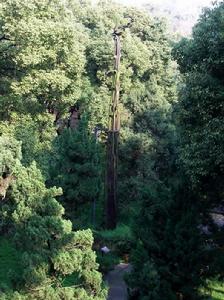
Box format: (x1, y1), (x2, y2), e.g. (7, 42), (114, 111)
(0, 0), (224, 299)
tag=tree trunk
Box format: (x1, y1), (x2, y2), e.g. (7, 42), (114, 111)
(106, 31), (121, 229)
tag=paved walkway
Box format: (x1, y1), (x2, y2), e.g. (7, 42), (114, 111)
(106, 263), (131, 300)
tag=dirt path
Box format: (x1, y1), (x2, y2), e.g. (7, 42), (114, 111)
(105, 263), (131, 300)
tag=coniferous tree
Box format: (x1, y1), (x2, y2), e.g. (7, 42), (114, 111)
(50, 119), (104, 227)
(0, 136), (107, 299)
(127, 184), (206, 300)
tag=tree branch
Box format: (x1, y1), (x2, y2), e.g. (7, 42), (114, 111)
(0, 34), (11, 42)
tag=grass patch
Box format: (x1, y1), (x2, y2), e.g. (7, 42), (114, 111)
(95, 223), (133, 257)
(98, 224), (132, 240)
(94, 224), (133, 273)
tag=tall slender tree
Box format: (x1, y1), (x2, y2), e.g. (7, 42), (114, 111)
(106, 27), (121, 229)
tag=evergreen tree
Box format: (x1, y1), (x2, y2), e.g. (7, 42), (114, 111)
(0, 136), (107, 299)
(50, 119), (104, 228)
(127, 184), (206, 300)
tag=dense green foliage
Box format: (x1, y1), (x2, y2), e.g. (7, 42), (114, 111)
(50, 121), (104, 228)
(172, 1), (224, 269)
(173, 2), (224, 207)
(0, 0), (87, 117)
(201, 280), (224, 300)
(128, 2), (224, 300)
(127, 184), (207, 300)
(0, 113), (56, 177)
(0, 136), (106, 299)
(0, 0), (224, 299)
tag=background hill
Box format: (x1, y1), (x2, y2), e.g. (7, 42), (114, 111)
(99, 0), (221, 36)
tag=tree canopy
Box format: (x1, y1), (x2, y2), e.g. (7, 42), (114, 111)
(0, 0), (224, 299)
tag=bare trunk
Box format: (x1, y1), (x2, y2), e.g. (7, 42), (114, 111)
(106, 32), (121, 229)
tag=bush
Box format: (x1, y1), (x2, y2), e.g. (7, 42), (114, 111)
(94, 224), (133, 273)
(96, 224), (133, 255)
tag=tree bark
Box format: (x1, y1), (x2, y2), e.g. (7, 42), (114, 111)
(106, 31), (121, 229)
